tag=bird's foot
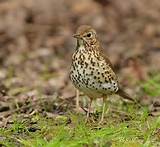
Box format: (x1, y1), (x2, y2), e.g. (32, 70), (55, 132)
(98, 104), (110, 125)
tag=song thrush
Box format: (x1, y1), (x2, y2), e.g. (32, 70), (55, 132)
(70, 25), (134, 122)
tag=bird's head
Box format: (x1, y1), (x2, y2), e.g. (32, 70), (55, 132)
(73, 25), (98, 47)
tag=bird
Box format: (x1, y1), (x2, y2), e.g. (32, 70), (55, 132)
(70, 25), (135, 123)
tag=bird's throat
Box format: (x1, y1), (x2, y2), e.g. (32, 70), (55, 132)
(76, 38), (86, 49)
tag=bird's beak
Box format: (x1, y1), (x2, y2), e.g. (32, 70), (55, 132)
(73, 34), (81, 38)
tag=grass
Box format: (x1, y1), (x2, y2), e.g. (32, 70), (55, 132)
(143, 74), (160, 96)
(1, 112), (160, 147)
(0, 75), (160, 147)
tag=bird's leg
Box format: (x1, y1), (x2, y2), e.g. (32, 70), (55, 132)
(75, 90), (86, 114)
(99, 97), (107, 124)
(76, 89), (80, 110)
(86, 98), (92, 123)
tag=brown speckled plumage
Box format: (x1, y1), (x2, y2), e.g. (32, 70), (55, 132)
(70, 25), (134, 122)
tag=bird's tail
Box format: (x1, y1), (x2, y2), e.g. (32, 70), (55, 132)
(116, 88), (135, 102)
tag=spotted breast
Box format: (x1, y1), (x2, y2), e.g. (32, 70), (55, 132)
(70, 44), (119, 99)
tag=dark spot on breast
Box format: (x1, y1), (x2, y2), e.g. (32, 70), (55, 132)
(110, 77), (114, 80)
(105, 71), (109, 74)
(105, 80), (108, 83)
(73, 65), (75, 70)
(85, 62), (88, 68)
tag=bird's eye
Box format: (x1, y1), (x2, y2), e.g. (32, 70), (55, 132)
(86, 33), (92, 37)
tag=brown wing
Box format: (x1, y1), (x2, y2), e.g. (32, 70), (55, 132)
(100, 48), (118, 79)
(103, 55), (114, 69)
(98, 46), (114, 70)
(98, 46), (119, 87)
